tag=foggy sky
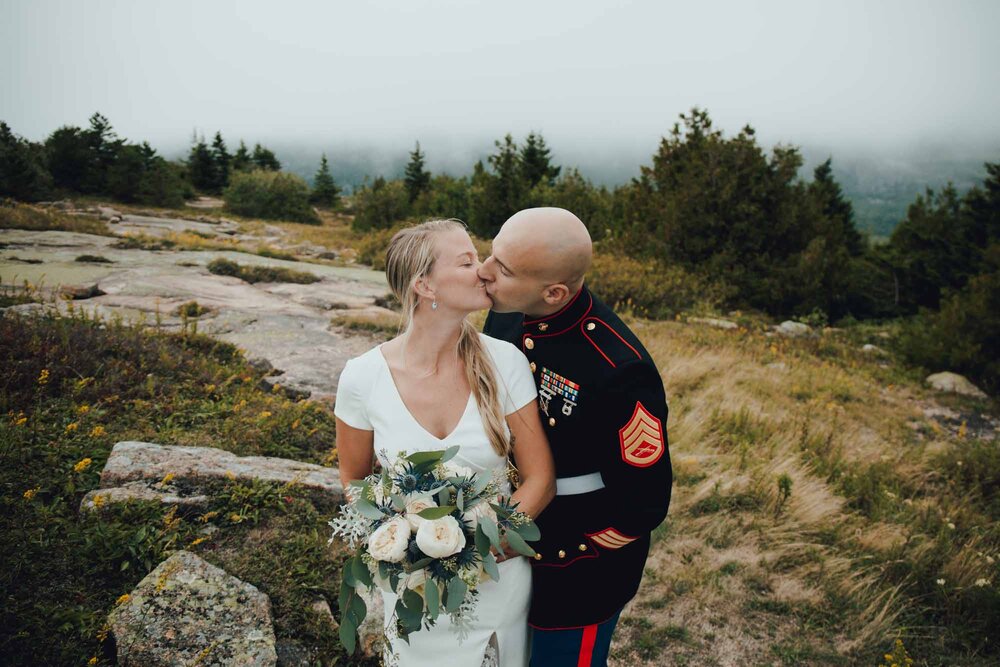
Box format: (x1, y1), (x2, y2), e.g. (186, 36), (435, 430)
(3, 0), (999, 172)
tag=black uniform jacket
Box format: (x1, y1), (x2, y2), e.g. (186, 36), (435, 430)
(484, 285), (673, 629)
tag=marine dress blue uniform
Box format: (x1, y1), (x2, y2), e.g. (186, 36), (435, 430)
(484, 285), (673, 666)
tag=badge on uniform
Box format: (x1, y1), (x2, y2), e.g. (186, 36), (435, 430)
(539, 367), (580, 417)
(619, 401), (664, 467)
(586, 526), (638, 550)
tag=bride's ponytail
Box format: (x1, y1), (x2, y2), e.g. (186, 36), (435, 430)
(385, 220), (510, 457)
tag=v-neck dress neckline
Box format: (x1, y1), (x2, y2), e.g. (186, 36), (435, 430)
(376, 344), (474, 443)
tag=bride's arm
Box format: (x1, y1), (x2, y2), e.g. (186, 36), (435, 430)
(507, 401), (556, 519)
(335, 418), (375, 487)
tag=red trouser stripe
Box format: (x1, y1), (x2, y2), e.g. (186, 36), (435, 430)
(577, 623), (598, 667)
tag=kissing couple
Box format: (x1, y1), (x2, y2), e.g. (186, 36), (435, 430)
(335, 207), (673, 667)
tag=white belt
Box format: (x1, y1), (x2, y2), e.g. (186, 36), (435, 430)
(555, 472), (605, 496)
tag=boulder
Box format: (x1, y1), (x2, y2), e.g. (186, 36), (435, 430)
(91, 441), (344, 509)
(98, 206), (123, 221)
(861, 344), (887, 355)
(59, 283), (105, 299)
(926, 372), (988, 399)
(108, 550), (276, 666)
(776, 321), (811, 338)
(356, 586), (384, 658)
(258, 376), (312, 401)
(688, 317), (738, 330)
(81, 481), (210, 513)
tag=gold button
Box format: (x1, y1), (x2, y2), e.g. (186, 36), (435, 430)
(558, 550), (566, 559)
(534, 553), (543, 561)
(586, 322), (596, 331)
(548, 417), (556, 427)
(538, 323), (549, 332)
(578, 544), (587, 551)
(529, 362), (537, 373)
(524, 338), (534, 350)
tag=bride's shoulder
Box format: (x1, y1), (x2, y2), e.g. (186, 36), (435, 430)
(479, 332), (526, 364)
(342, 344), (385, 375)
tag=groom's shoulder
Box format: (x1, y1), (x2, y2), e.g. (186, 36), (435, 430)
(582, 292), (654, 371)
(482, 310), (523, 343)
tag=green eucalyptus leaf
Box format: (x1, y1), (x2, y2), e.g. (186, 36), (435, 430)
(482, 551), (500, 582)
(425, 579), (440, 619)
(446, 576), (468, 613)
(339, 616), (357, 655)
(474, 523), (491, 557)
(351, 557), (372, 588)
(418, 505), (457, 520)
(354, 497), (386, 520)
(504, 528), (536, 557)
(406, 449), (447, 465)
(440, 445), (461, 463)
(514, 519), (540, 542)
(390, 492), (407, 512)
(471, 473), (492, 496)
(480, 518), (503, 552)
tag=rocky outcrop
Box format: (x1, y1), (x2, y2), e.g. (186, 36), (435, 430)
(688, 316), (738, 330)
(109, 550), (276, 666)
(926, 372), (988, 398)
(776, 321), (812, 338)
(81, 441), (344, 512)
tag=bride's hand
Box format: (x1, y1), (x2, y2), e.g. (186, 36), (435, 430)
(492, 536), (521, 563)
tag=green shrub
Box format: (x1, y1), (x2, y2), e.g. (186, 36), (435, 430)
(223, 169), (319, 224)
(587, 251), (734, 319)
(355, 222), (413, 271)
(207, 257), (320, 284)
(352, 177), (409, 232)
(896, 251), (1000, 395)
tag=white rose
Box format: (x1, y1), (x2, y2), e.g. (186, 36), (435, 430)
(415, 515), (467, 559)
(404, 494), (438, 531)
(442, 462), (475, 480)
(368, 516), (410, 563)
(462, 499), (498, 528)
(404, 568), (428, 594)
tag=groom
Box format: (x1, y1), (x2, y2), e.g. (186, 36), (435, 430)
(479, 208), (673, 666)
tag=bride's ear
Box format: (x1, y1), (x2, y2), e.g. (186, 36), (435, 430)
(413, 276), (436, 302)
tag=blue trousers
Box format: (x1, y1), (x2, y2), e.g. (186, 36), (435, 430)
(529, 610), (622, 667)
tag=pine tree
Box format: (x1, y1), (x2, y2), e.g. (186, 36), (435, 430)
(0, 122), (51, 201)
(211, 131), (231, 191)
(232, 140), (251, 172)
(252, 143), (281, 171)
(403, 141), (431, 203)
(811, 158), (863, 255)
(310, 153), (341, 208)
(519, 132), (560, 188)
(188, 136), (216, 192)
(82, 112), (121, 193)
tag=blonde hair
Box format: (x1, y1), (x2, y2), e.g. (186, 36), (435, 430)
(385, 220), (510, 457)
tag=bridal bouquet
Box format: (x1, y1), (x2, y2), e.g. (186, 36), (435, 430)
(328, 446), (539, 653)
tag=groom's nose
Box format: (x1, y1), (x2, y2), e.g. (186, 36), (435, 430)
(477, 257), (496, 283)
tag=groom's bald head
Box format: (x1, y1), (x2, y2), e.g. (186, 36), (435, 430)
(497, 207), (592, 288)
(479, 207), (593, 316)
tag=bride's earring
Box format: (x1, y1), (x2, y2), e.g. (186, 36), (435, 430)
(431, 300), (438, 310)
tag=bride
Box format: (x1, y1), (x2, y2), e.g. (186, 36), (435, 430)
(334, 219), (557, 666)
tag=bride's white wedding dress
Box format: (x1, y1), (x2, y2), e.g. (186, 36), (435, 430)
(334, 333), (538, 667)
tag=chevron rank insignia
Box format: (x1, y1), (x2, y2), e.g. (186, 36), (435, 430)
(587, 527), (638, 550)
(619, 401), (665, 467)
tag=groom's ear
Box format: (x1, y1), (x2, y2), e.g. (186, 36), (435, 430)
(541, 284), (570, 306)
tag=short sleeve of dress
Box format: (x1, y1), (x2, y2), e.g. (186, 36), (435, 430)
(485, 335), (537, 416)
(334, 357), (373, 430)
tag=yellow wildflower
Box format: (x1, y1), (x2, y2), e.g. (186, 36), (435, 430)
(161, 472), (175, 485)
(233, 399), (247, 413)
(88, 657), (98, 666)
(77, 404), (91, 415)
(76, 377), (94, 389)
(92, 494), (106, 509)
(205, 383), (216, 393)
(291, 419), (300, 430)
(189, 536), (208, 547)
(224, 471), (236, 480)
(66, 422), (79, 433)
(958, 420), (968, 439)
(271, 383), (281, 393)
(198, 510), (219, 523)
(90, 425), (106, 437)
(259, 410), (272, 419)
(37, 369), (50, 385)
(229, 513), (244, 523)
(115, 593), (131, 606)
(74, 458), (93, 473)
(242, 375), (252, 383)
(14, 416), (27, 426)
(23, 487), (39, 500)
